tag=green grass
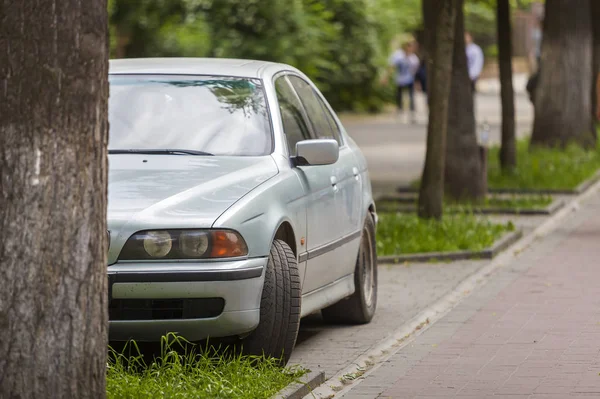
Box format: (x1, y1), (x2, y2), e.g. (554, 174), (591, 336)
(377, 194), (553, 212)
(487, 139), (600, 190)
(376, 212), (515, 256)
(408, 138), (600, 191)
(107, 334), (307, 399)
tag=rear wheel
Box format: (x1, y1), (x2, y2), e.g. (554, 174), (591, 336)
(321, 213), (377, 324)
(240, 239), (301, 365)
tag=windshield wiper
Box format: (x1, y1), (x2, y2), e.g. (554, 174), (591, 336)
(109, 149), (214, 156)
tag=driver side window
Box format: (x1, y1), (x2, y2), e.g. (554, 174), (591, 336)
(286, 75), (342, 146)
(275, 76), (311, 156)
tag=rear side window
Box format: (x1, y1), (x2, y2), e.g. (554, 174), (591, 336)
(287, 76), (342, 145)
(275, 77), (312, 156)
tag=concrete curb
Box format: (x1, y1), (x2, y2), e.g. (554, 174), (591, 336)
(307, 174), (600, 398)
(376, 199), (565, 216)
(273, 370), (326, 399)
(395, 171), (600, 196)
(378, 230), (523, 264)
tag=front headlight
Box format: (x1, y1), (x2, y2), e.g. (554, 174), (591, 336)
(143, 231), (173, 258)
(180, 230), (210, 258)
(119, 229), (248, 260)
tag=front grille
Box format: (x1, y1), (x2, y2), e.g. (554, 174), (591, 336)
(109, 298), (225, 321)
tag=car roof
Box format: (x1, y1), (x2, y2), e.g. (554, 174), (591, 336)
(109, 57), (293, 79)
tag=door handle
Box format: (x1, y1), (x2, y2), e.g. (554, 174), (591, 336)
(330, 176), (339, 192)
(352, 167), (360, 180)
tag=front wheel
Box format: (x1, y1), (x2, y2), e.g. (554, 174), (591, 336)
(321, 213), (378, 324)
(240, 239), (301, 365)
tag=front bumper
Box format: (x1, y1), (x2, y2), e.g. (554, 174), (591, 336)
(108, 257), (267, 342)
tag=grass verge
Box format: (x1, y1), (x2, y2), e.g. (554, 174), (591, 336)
(487, 139), (600, 190)
(376, 212), (515, 256)
(407, 138), (600, 191)
(107, 334), (307, 399)
(377, 194), (553, 212)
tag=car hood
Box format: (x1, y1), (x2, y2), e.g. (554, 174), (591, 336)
(107, 155), (278, 233)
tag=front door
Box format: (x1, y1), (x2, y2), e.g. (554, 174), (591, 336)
(286, 75), (362, 294)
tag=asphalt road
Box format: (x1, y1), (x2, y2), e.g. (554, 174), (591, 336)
(339, 91), (534, 195)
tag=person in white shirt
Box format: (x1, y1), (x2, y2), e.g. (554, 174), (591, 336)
(388, 40), (420, 123)
(465, 32), (484, 93)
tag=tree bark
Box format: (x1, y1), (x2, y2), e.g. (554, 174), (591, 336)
(592, 0), (600, 122)
(444, 0), (486, 202)
(418, 0), (458, 219)
(497, 0), (517, 171)
(530, 0), (595, 149)
(0, 1), (109, 398)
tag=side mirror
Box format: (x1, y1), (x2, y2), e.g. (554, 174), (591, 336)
(293, 139), (339, 166)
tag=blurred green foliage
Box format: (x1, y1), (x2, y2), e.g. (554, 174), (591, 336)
(108, 0), (536, 112)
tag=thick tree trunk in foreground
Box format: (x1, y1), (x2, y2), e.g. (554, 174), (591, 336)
(592, 0), (600, 122)
(444, 1), (485, 202)
(531, 0), (595, 149)
(418, 0), (458, 219)
(497, 0), (517, 171)
(0, 1), (109, 398)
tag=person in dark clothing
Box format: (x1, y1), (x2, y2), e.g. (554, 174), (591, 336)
(526, 68), (539, 104)
(415, 60), (427, 94)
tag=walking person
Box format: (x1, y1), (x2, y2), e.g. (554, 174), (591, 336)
(465, 31), (484, 94)
(388, 40), (420, 124)
(415, 59), (427, 95)
(526, 15), (543, 105)
(413, 40), (429, 114)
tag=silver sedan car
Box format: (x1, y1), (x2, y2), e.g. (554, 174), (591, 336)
(107, 58), (378, 364)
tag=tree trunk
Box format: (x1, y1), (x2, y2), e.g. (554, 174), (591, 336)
(421, 0), (435, 110)
(444, 0), (486, 202)
(497, 0), (517, 171)
(0, 1), (109, 398)
(592, 0), (600, 122)
(418, 0), (458, 219)
(530, 0), (595, 149)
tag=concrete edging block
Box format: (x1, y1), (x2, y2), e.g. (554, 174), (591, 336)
(378, 230), (523, 264)
(273, 370), (326, 399)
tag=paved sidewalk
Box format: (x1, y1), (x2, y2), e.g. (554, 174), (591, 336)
(291, 210), (551, 385)
(340, 192), (600, 398)
(291, 259), (487, 377)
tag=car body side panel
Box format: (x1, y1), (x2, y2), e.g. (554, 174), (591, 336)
(345, 131), (377, 225)
(299, 146), (362, 294)
(212, 154), (309, 285)
(300, 273), (355, 318)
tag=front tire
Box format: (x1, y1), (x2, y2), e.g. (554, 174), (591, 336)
(321, 213), (377, 324)
(240, 239), (301, 365)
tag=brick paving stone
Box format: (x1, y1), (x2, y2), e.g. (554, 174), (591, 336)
(340, 192), (600, 398)
(290, 260), (485, 379)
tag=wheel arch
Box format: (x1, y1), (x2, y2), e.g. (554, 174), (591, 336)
(367, 201), (378, 226)
(272, 220), (297, 258)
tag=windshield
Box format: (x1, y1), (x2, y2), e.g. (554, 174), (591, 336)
(108, 75), (273, 156)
